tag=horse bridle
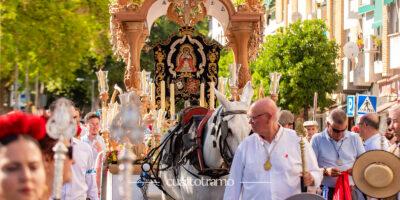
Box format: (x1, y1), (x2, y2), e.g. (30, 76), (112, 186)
(211, 107), (248, 167)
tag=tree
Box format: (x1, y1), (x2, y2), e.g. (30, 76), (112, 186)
(0, 0), (111, 111)
(251, 19), (341, 119)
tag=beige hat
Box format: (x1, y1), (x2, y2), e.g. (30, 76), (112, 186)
(303, 120), (318, 127)
(352, 150), (400, 198)
(286, 193), (324, 200)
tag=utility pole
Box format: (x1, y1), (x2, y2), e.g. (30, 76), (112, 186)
(91, 79), (96, 111)
(25, 65), (30, 112)
(13, 63), (19, 110)
(34, 72), (40, 109)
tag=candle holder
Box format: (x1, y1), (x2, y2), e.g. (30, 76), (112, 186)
(209, 81), (215, 109)
(110, 84), (123, 105)
(141, 95), (150, 116)
(169, 83), (175, 120)
(218, 77), (228, 97)
(45, 98), (76, 199)
(96, 69), (110, 133)
(229, 64), (241, 101)
(141, 71), (151, 96)
(229, 63), (241, 88)
(110, 92), (144, 200)
(269, 72), (281, 95)
(96, 69), (109, 96)
(269, 72), (281, 102)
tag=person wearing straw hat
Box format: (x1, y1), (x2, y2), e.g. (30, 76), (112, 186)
(303, 120), (319, 141)
(224, 98), (322, 200)
(352, 150), (400, 199)
(358, 113), (390, 151)
(311, 108), (365, 200)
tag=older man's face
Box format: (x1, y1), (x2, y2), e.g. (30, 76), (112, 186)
(388, 109), (400, 136)
(305, 125), (318, 137)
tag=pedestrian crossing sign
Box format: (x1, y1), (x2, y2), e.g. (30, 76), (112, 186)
(357, 95), (377, 114)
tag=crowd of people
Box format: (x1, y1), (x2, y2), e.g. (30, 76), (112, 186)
(224, 98), (400, 200)
(0, 96), (399, 200)
(0, 98), (106, 200)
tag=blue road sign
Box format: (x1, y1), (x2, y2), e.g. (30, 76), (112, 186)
(347, 95), (355, 117)
(357, 95), (377, 114)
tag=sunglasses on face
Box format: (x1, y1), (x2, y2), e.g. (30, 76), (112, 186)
(330, 125), (347, 133)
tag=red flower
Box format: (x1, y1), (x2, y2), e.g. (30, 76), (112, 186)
(0, 111), (46, 141)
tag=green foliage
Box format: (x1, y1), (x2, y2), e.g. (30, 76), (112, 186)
(233, 0), (247, 7)
(250, 19), (341, 114)
(218, 48), (234, 78)
(0, 0), (111, 94)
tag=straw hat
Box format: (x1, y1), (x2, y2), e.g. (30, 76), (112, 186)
(352, 150), (400, 198)
(286, 193), (324, 200)
(303, 120), (318, 127)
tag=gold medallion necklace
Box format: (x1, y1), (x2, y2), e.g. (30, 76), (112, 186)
(263, 130), (283, 171)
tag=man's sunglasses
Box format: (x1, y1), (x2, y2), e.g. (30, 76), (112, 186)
(331, 126), (347, 133)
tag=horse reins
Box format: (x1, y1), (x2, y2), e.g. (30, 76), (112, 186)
(212, 108), (247, 167)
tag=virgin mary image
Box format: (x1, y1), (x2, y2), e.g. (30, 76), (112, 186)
(176, 45), (197, 72)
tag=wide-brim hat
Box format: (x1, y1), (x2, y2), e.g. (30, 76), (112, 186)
(303, 120), (318, 127)
(353, 150), (400, 198)
(286, 193), (324, 200)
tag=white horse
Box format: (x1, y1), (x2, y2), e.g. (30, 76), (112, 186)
(156, 82), (254, 200)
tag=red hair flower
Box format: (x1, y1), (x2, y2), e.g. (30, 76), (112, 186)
(0, 111), (46, 141)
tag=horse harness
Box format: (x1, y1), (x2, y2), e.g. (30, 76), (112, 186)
(139, 106), (247, 199)
(191, 107), (247, 178)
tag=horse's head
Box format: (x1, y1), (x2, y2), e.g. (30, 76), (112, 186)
(206, 81), (253, 166)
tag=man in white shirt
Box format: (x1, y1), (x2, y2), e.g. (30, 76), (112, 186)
(62, 137), (99, 200)
(224, 98), (322, 200)
(81, 112), (107, 159)
(48, 99), (99, 200)
(358, 113), (389, 151)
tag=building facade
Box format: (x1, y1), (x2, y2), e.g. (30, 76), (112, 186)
(265, 0), (400, 130)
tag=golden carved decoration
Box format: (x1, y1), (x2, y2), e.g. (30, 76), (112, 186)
(109, 0), (144, 13)
(166, 0), (207, 27)
(248, 21), (264, 61)
(110, 16), (130, 64)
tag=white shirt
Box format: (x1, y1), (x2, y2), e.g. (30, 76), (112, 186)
(364, 133), (389, 151)
(81, 133), (107, 160)
(62, 138), (99, 200)
(224, 127), (323, 200)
